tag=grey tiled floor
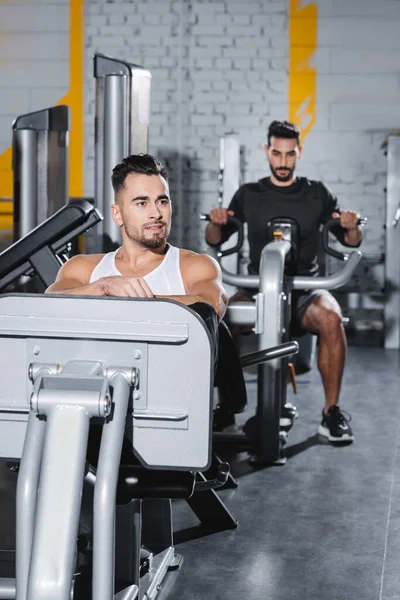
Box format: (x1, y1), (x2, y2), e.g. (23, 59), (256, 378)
(0, 347), (399, 600)
(170, 347), (400, 600)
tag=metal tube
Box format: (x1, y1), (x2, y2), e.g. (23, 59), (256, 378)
(27, 406), (91, 600)
(221, 266), (259, 288)
(220, 249), (362, 291)
(226, 301), (257, 325)
(292, 251), (362, 290)
(16, 412), (46, 600)
(103, 75), (128, 249)
(13, 130), (37, 242)
(257, 241), (291, 463)
(129, 71), (151, 155)
(240, 341), (299, 369)
(384, 136), (400, 349)
(0, 579), (16, 599)
(220, 134), (241, 296)
(93, 372), (131, 600)
(114, 586), (139, 600)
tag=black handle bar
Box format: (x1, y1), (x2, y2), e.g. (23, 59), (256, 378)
(240, 341), (299, 369)
(201, 213), (366, 261)
(200, 213), (244, 257)
(323, 217), (367, 261)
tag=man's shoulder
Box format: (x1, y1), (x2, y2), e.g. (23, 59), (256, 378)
(67, 253), (105, 266)
(239, 180), (266, 194)
(302, 178), (328, 193)
(179, 249), (219, 271)
(62, 253), (105, 274)
(179, 248), (213, 262)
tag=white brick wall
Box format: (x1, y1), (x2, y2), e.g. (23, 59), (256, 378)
(83, 0), (399, 265)
(0, 0), (396, 268)
(297, 0), (400, 271)
(84, 0), (288, 248)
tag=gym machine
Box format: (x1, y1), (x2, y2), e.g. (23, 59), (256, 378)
(94, 54), (152, 252)
(216, 134), (246, 296)
(0, 199), (102, 292)
(384, 135), (400, 349)
(202, 214), (364, 465)
(0, 295), (233, 600)
(12, 106), (70, 243)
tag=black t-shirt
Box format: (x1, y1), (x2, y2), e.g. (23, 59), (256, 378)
(219, 176), (351, 276)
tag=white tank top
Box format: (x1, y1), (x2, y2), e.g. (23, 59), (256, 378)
(89, 244), (186, 296)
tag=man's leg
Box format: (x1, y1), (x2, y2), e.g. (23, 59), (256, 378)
(300, 291), (353, 442)
(213, 290), (253, 432)
(301, 292), (345, 412)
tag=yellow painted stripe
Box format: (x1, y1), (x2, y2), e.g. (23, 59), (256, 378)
(288, 0), (318, 142)
(0, 200), (13, 233)
(0, 0), (84, 203)
(57, 0), (84, 197)
(0, 148), (13, 198)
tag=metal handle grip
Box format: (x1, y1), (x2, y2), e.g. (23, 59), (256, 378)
(200, 213), (244, 257)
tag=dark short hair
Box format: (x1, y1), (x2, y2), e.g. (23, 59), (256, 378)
(111, 154), (168, 195)
(267, 120), (300, 146)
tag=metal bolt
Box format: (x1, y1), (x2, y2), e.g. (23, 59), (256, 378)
(134, 392), (141, 401)
(104, 394), (111, 415)
(33, 346), (40, 355)
(134, 350), (142, 360)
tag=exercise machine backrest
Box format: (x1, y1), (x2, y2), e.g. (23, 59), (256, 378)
(0, 199), (103, 291)
(0, 294), (213, 470)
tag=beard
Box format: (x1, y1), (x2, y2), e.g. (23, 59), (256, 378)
(124, 221), (170, 249)
(269, 163), (295, 182)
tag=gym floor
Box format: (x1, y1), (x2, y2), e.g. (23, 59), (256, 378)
(170, 346), (400, 600)
(0, 346), (399, 600)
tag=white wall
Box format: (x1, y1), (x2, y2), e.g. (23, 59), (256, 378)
(68, 0), (400, 264)
(0, 1), (70, 158)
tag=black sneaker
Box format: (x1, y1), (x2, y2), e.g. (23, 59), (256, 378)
(213, 404), (238, 433)
(318, 405), (354, 443)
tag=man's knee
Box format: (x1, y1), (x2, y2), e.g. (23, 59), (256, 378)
(304, 299), (343, 335)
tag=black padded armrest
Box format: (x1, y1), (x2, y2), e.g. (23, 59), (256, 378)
(0, 200), (100, 278)
(0, 200), (103, 289)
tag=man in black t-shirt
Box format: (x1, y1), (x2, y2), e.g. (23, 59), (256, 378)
(206, 120), (362, 444)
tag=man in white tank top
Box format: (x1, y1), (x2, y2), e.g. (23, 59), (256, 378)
(46, 154), (227, 321)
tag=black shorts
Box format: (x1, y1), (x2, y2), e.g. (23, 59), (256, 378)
(233, 287), (334, 336)
(290, 289), (333, 336)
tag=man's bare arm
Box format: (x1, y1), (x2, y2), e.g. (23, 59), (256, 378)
(157, 254), (227, 320)
(46, 256), (155, 298)
(45, 255), (106, 295)
(343, 227), (363, 247)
